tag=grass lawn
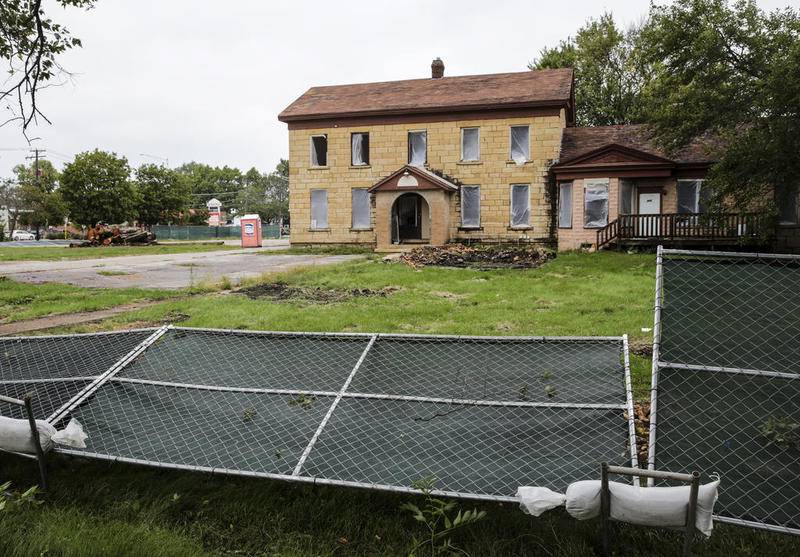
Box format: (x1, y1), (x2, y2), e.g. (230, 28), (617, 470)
(2, 252), (796, 556)
(0, 243), (239, 262)
(0, 278), (178, 324)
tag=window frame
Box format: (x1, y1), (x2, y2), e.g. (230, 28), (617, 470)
(460, 185), (481, 229)
(509, 125), (531, 163)
(460, 127), (480, 162)
(583, 179), (610, 229)
(408, 130), (427, 166)
(350, 132), (370, 166)
(509, 183), (531, 228)
(310, 189), (329, 230)
(676, 178), (707, 214)
(558, 182), (573, 229)
(309, 134), (328, 167)
(351, 188), (371, 230)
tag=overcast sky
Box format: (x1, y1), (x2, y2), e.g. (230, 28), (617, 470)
(0, 0), (793, 178)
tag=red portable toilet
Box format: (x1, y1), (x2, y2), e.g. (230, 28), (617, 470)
(240, 214), (262, 248)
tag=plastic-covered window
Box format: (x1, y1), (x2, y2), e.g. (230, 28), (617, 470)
(461, 128), (480, 161)
(510, 126), (530, 164)
(677, 180), (708, 214)
(461, 186), (480, 228)
(310, 189), (328, 229)
(310, 135), (327, 167)
(510, 184), (530, 227)
(351, 189), (371, 229)
(408, 131), (427, 166)
(619, 180), (635, 214)
(351, 133), (369, 166)
(559, 182), (572, 228)
(584, 181), (609, 228)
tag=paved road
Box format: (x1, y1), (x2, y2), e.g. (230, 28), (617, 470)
(1, 239), (79, 247)
(0, 247), (364, 289)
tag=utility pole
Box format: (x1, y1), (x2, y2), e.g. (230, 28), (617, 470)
(25, 148), (47, 239)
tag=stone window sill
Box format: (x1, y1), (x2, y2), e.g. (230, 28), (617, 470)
(350, 228), (373, 232)
(308, 228), (331, 232)
(508, 226), (533, 231)
(308, 166), (329, 171)
(349, 165), (371, 169)
(505, 160), (532, 166)
(457, 161), (482, 166)
(458, 226), (483, 231)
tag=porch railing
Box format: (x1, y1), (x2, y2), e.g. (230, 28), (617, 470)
(596, 213), (769, 249)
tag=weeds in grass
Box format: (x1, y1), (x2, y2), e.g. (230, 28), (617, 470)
(760, 416), (799, 449)
(288, 394), (316, 409)
(97, 270), (130, 276)
(242, 408), (257, 422)
(401, 476), (487, 556)
(0, 481), (41, 513)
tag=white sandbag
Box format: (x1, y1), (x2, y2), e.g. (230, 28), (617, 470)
(516, 486), (566, 516)
(0, 415), (57, 453)
(566, 480), (603, 520)
(565, 479), (720, 537)
(51, 418), (88, 449)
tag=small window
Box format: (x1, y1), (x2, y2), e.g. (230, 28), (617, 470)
(510, 125), (530, 164)
(777, 185), (799, 225)
(558, 182), (573, 228)
(310, 135), (327, 167)
(351, 188), (371, 229)
(461, 186), (480, 228)
(619, 180), (635, 214)
(310, 189), (328, 229)
(510, 184), (530, 228)
(351, 133), (369, 166)
(677, 179), (708, 214)
(584, 180), (609, 228)
(408, 131), (427, 166)
(461, 128), (480, 162)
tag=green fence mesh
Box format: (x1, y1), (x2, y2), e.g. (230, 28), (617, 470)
(152, 225), (281, 241)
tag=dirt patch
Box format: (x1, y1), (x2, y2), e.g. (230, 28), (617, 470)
(400, 244), (554, 269)
(237, 283), (398, 303)
(627, 401), (651, 467)
(430, 291), (467, 300)
(629, 338), (653, 358)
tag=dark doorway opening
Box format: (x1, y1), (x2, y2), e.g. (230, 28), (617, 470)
(391, 193), (428, 244)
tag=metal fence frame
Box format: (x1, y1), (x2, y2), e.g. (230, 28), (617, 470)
(1, 326), (637, 503)
(648, 246), (800, 536)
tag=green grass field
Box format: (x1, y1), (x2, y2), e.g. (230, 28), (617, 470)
(2, 252), (797, 555)
(0, 243), (238, 262)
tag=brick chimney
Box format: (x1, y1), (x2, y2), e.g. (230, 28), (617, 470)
(431, 57), (444, 79)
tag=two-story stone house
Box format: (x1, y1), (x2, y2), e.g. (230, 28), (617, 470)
(280, 59), (780, 252)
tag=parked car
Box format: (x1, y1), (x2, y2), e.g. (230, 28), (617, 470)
(11, 229), (36, 241)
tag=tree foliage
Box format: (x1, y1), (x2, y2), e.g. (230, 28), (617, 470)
(134, 164), (191, 225)
(0, 0), (96, 133)
(14, 159), (66, 232)
(637, 0), (800, 209)
(60, 150), (136, 226)
(530, 13), (647, 126)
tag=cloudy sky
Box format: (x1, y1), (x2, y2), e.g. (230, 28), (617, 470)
(0, 0), (792, 177)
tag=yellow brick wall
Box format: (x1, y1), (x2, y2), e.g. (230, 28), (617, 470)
(287, 110), (566, 246)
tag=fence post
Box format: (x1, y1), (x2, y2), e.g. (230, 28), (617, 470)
(601, 462), (610, 557)
(23, 395), (48, 491)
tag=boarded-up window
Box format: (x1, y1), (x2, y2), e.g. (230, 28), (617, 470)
(310, 135), (327, 166)
(408, 131), (427, 166)
(351, 189), (370, 229)
(461, 186), (480, 228)
(559, 182), (572, 228)
(510, 184), (530, 227)
(461, 128), (480, 161)
(310, 189), (328, 229)
(351, 133), (369, 166)
(677, 179), (708, 213)
(584, 180), (609, 228)
(510, 125), (530, 164)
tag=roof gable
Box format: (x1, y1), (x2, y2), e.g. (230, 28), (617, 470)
(557, 143), (674, 168)
(279, 69), (573, 122)
(369, 165), (460, 193)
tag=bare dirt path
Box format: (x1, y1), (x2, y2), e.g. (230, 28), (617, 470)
(0, 301), (162, 335)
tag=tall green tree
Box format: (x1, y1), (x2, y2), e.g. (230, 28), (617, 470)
(14, 159), (66, 236)
(0, 1), (96, 133)
(638, 0), (800, 210)
(175, 162), (243, 213)
(60, 150), (136, 226)
(264, 159), (289, 224)
(134, 164), (191, 226)
(530, 13), (647, 126)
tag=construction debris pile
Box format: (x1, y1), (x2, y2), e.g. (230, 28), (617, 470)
(399, 244), (554, 269)
(72, 224), (156, 247)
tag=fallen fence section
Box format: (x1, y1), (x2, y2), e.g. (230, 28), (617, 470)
(1, 327), (635, 502)
(649, 247), (800, 535)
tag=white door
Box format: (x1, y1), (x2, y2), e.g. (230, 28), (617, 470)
(638, 193), (661, 236)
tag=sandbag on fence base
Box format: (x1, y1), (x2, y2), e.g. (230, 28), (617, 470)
(0, 416), (88, 454)
(516, 486), (567, 516)
(565, 479), (720, 537)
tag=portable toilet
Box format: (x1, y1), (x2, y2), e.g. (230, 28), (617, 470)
(240, 214), (262, 247)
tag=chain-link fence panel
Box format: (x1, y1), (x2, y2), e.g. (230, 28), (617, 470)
(3, 328), (635, 501)
(649, 248), (800, 535)
(0, 330), (156, 420)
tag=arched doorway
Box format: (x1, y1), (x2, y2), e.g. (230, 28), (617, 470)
(391, 192), (430, 244)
